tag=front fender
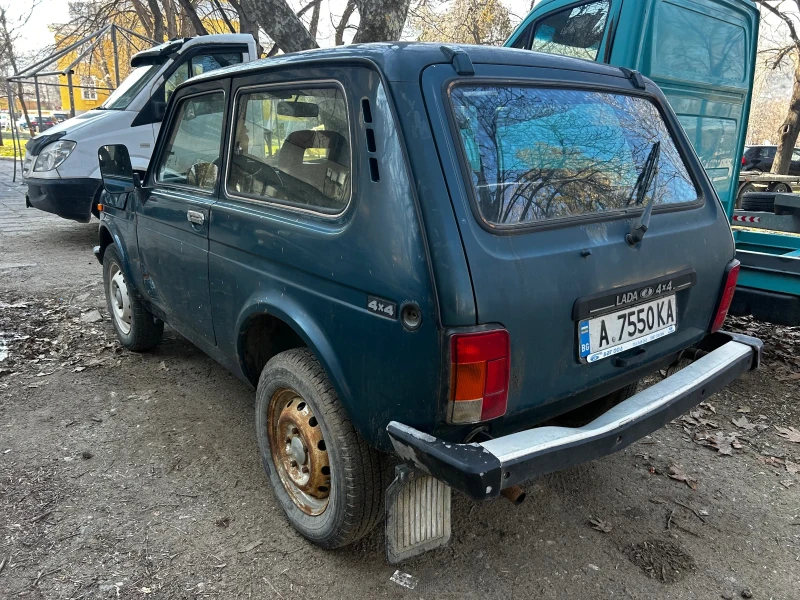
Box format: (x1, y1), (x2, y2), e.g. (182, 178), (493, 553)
(97, 218), (138, 290)
(234, 294), (354, 426)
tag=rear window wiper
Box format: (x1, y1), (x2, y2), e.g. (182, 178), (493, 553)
(626, 141), (661, 247)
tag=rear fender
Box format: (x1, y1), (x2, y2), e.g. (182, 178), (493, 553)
(234, 295), (355, 428)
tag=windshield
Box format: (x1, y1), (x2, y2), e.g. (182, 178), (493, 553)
(450, 86), (699, 227)
(100, 63), (164, 110)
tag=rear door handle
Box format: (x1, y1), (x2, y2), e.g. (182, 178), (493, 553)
(187, 210), (205, 226)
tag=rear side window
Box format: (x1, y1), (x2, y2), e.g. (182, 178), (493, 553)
(530, 0), (610, 61)
(450, 86), (699, 227)
(226, 85), (351, 215)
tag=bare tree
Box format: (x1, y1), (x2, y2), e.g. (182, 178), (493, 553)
(755, 1), (800, 174)
(0, 3), (41, 132)
(352, 0), (411, 43)
(334, 0), (357, 45)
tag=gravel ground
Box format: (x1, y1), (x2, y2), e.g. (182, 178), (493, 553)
(1, 161), (799, 599)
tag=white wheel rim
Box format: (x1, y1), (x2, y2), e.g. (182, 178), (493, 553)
(108, 264), (132, 335)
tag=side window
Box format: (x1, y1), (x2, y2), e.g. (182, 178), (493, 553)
(227, 85), (351, 215)
(508, 21), (533, 49)
(156, 92), (226, 190)
(530, 0), (611, 61)
(164, 52), (243, 102)
(792, 149), (800, 162)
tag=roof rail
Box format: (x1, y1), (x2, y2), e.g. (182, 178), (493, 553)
(440, 45), (475, 76)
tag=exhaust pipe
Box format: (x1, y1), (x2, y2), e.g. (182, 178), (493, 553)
(501, 485), (526, 505)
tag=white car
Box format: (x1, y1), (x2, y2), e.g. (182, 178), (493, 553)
(23, 34), (257, 222)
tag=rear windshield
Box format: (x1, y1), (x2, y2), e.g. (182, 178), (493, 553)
(450, 86), (699, 227)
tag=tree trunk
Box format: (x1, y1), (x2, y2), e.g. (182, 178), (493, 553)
(176, 0), (209, 36)
(352, 0), (411, 43)
(164, 0), (179, 39)
(145, 0), (166, 42)
(229, 0), (262, 56)
(772, 59), (800, 175)
(131, 0), (155, 38)
(308, 1), (321, 39)
(212, 0), (236, 33)
(335, 0), (356, 45)
(241, 0), (318, 53)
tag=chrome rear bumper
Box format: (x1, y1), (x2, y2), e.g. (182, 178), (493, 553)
(387, 331), (762, 500)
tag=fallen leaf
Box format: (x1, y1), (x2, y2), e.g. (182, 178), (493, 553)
(779, 479), (795, 489)
(699, 401), (716, 414)
(786, 460), (800, 474)
(238, 539), (263, 553)
(776, 426), (800, 444)
(588, 517), (612, 533)
(731, 416), (756, 430)
(668, 465), (698, 490)
(778, 373), (800, 382)
(736, 406), (751, 413)
(759, 456), (785, 467)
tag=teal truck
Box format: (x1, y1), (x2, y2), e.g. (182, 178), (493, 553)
(507, 0), (800, 325)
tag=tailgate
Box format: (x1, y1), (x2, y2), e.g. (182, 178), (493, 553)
(421, 63), (735, 423)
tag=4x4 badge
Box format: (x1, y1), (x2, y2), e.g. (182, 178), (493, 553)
(367, 295), (397, 320)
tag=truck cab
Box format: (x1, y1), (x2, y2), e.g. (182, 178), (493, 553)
(23, 34), (257, 223)
(506, 0), (759, 217)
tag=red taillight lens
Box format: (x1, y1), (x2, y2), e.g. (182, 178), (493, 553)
(448, 329), (510, 424)
(711, 260), (740, 333)
(741, 156), (746, 166)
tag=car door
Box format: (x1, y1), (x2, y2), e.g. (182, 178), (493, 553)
(136, 80), (230, 348)
(789, 148), (800, 176)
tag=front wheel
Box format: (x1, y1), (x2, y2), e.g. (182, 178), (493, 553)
(255, 348), (384, 548)
(103, 245), (163, 351)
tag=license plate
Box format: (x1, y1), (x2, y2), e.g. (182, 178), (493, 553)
(579, 295), (677, 363)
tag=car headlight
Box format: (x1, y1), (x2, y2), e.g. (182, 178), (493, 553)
(33, 140), (76, 172)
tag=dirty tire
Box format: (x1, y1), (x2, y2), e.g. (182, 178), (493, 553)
(103, 245), (163, 352)
(735, 183), (756, 208)
(556, 382), (639, 427)
(740, 192), (776, 213)
(255, 348), (384, 549)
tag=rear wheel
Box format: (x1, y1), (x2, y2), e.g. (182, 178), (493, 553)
(255, 348), (384, 548)
(103, 245), (163, 351)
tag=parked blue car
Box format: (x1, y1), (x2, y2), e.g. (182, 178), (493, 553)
(94, 43), (761, 562)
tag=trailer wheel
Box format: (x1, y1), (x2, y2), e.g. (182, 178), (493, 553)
(740, 192), (776, 213)
(736, 183), (756, 208)
(768, 182), (792, 194)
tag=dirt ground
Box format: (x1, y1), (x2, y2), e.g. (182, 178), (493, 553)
(1, 162), (799, 599)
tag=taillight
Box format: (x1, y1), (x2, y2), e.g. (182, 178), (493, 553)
(710, 260), (740, 333)
(741, 156), (746, 166)
(448, 329), (510, 424)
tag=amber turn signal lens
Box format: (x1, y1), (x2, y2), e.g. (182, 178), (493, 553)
(448, 329), (510, 424)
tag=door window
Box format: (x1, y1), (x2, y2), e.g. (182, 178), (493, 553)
(226, 85), (351, 215)
(530, 0), (610, 61)
(792, 149), (800, 162)
(156, 92), (226, 191)
(164, 52), (243, 102)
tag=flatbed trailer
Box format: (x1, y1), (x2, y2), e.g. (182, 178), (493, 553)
(737, 171), (800, 205)
(730, 193), (800, 325)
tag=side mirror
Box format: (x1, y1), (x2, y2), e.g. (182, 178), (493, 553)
(98, 144), (138, 194)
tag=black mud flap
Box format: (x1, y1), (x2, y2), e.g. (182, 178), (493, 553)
(385, 465), (451, 564)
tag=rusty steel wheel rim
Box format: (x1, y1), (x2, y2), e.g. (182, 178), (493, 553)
(268, 388), (331, 516)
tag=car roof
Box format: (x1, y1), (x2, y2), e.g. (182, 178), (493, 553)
(187, 41), (630, 86)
